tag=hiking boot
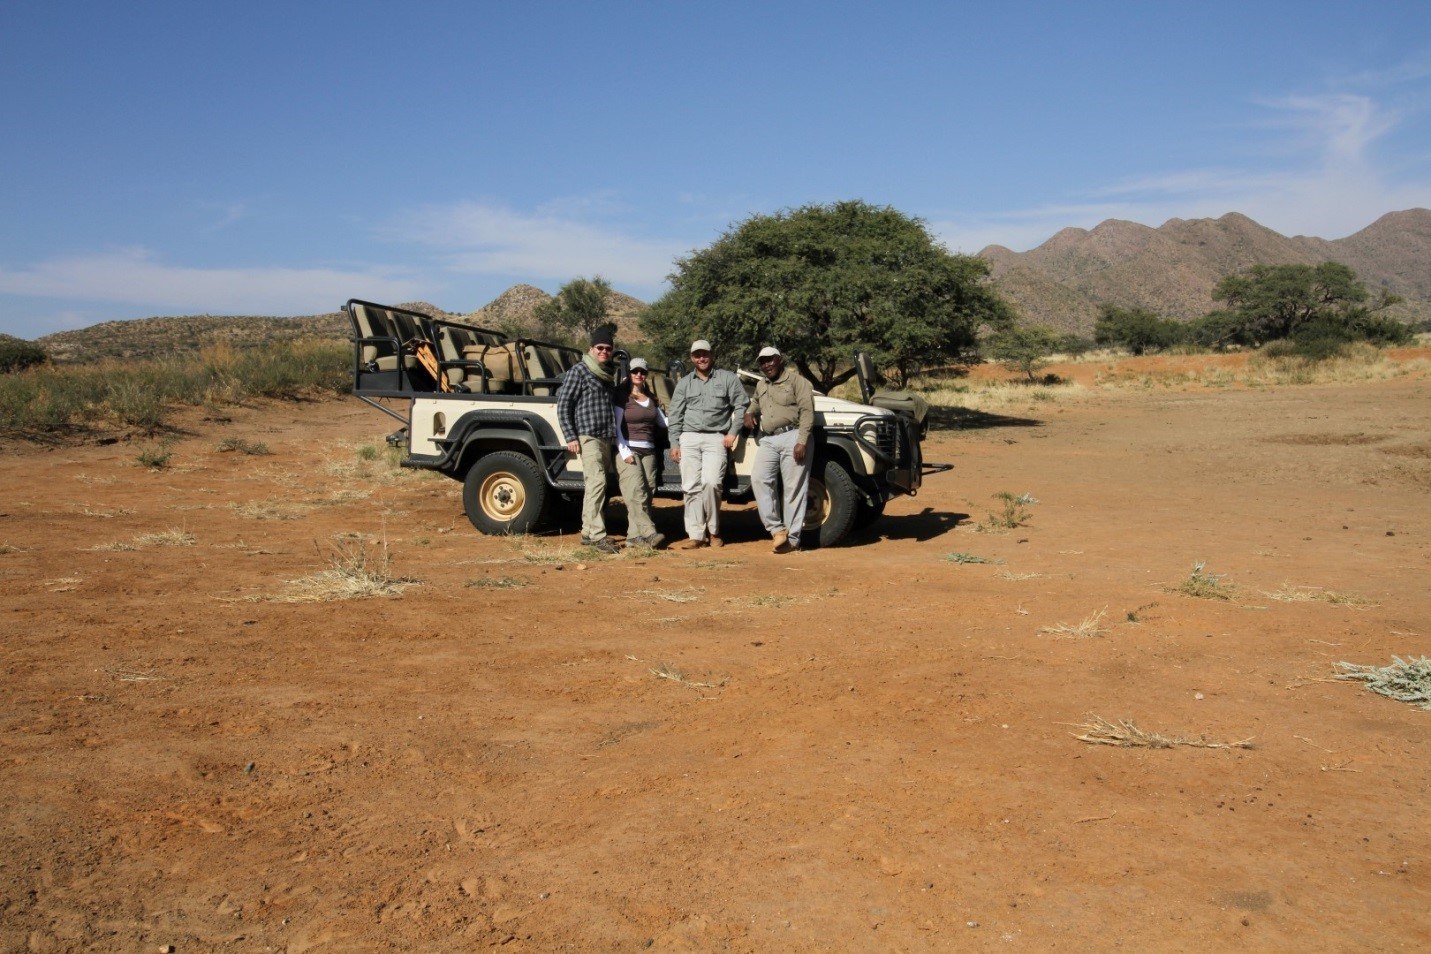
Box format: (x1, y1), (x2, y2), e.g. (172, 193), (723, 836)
(708, 535), (724, 548)
(773, 539), (793, 555)
(624, 535), (648, 548)
(771, 529), (789, 553)
(673, 538), (709, 550)
(589, 538), (620, 555)
(647, 532), (666, 550)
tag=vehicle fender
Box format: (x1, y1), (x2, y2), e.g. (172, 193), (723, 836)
(441, 409), (563, 477)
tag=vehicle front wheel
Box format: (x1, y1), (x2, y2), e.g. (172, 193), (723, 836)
(462, 451), (549, 535)
(802, 458), (859, 548)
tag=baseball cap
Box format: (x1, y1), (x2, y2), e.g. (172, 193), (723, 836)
(628, 357), (649, 372)
(689, 339), (712, 354)
(757, 346), (781, 359)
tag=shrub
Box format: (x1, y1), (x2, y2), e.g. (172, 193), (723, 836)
(0, 339), (47, 374)
(1094, 305), (1186, 355)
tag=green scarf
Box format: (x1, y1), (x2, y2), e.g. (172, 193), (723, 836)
(583, 352), (615, 385)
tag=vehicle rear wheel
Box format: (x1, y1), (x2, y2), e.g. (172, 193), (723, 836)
(463, 451), (548, 535)
(802, 458), (858, 548)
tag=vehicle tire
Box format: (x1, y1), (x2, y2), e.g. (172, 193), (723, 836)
(462, 451), (549, 535)
(802, 458), (859, 549)
(853, 496), (886, 531)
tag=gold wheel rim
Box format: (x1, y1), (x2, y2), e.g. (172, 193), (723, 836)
(803, 478), (829, 531)
(479, 472), (526, 520)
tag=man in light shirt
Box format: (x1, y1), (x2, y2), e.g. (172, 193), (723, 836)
(667, 340), (749, 549)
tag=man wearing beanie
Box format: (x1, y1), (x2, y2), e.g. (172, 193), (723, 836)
(557, 326), (620, 554)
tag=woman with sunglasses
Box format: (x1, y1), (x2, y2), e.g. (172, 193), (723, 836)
(613, 357), (668, 548)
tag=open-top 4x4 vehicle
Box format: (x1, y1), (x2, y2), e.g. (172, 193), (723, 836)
(346, 299), (944, 547)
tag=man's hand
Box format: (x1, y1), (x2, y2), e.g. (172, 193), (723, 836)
(723, 434), (736, 450)
(623, 454), (635, 465)
(793, 442), (806, 464)
(742, 412), (757, 430)
(670, 448), (681, 463)
(566, 440), (579, 455)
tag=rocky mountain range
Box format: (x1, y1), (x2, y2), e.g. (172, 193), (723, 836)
(27, 208), (1430, 362)
(980, 208), (1431, 333)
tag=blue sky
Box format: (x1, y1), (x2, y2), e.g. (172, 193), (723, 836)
(2, 1), (1429, 338)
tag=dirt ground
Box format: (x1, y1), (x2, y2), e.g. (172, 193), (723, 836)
(1, 364), (1427, 952)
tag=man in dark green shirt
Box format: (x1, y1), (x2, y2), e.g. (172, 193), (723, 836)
(743, 346), (815, 552)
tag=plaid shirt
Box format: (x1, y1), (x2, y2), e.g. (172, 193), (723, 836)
(557, 361), (616, 442)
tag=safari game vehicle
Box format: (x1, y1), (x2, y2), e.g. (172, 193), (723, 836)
(346, 299), (940, 547)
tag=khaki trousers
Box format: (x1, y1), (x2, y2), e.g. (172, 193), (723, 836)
(678, 431), (728, 541)
(579, 436), (613, 541)
(616, 449), (659, 539)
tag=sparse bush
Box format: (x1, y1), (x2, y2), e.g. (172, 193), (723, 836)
(0, 340), (349, 439)
(987, 325), (1060, 382)
(0, 339), (47, 374)
(136, 442), (174, 469)
(980, 491), (1036, 530)
(217, 437), (271, 455)
(1172, 561), (1234, 600)
(1094, 305), (1186, 355)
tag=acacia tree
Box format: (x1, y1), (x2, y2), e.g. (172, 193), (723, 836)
(534, 276), (615, 344)
(1093, 304), (1185, 355)
(1210, 262), (1399, 345)
(987, 324), (1060, 381)
(641, 201), (1012, 391)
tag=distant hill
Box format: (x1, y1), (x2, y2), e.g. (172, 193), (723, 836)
(980, 208), (1431, 334)
(29, 209), (1429, 361)
(35, 288), (652, 364)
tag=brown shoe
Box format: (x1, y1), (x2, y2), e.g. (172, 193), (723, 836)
(673, 538), (709, 550)
(771, 529), (789, 552)
(708, 535), (724, 548)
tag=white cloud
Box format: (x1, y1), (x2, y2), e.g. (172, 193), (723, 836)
(935, 87), (1431, 253)
(0, 248), (424, 315)
(385, 201), (688, 291)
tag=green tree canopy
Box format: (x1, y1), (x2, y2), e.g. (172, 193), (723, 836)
(1210, 262), (1400, 346)
(987, 324), (1060, 382)
(640, 200), (1012, 391)
(534, 276), (615, 345)
(1093, 304), (1185, 355)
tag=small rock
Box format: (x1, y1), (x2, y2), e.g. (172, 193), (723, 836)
(1195, 692), (1204, 700)
(243, 762), (255, 774)
(967, 921), (979, 928)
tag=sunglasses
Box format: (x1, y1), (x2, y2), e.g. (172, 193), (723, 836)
(629, 369), (647, 375)
(593, 345), (613, 352)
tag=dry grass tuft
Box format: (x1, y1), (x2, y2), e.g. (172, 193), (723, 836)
(267, 538), (418, 603)
(465, 576), (529, 589)
(651, 662), (727, 691)
(947, 551), (1004, 565)
(233, 500), (310, 520)
(1073, 715), (1254, 750)
(81, 507), (134, 518)
(1041, 608), (1108, 638)
(1264, 584), (1375, 607)
(0, 542), (20, 555)
(633, 587), (703, 604)
(1171, 561), (1235, 601)
(216, 437), (272, 455)
(728, 593), (797, 608)
(91, 528), (195, 551)
(691, 559), (741, 570)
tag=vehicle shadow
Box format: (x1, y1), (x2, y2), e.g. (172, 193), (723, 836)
(844, 507), (968, 547)
(927, 406), (1043, 430)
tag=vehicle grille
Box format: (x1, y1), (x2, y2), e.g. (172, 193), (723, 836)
(858, 416), (899, 461)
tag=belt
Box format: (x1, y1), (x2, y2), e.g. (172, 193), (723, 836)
(761, 424), (798, 436)
(688, 429), (726, 435)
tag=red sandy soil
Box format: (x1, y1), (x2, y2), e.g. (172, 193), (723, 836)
(1, 367), (1427, 951)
